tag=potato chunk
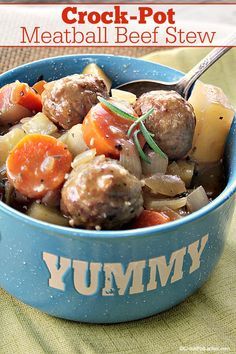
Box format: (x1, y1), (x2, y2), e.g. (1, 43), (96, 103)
(111, 89), (137, 104)
(0, 128), (25, 168)
(189, 81), (234, 163)
(22, 112), (57, 135)
(167, 160), (195, 188)
(27, 202), (69, 226)
(59, 124), (88, 157)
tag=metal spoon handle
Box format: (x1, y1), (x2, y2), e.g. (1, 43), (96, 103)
(176, 33), (236, 99)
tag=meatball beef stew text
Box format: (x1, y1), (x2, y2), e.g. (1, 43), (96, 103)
(0, 64), (234, 230)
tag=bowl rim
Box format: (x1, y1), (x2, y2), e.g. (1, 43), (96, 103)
(0, 53), (235, 240)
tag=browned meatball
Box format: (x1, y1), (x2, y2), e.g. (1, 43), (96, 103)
(61, 156), (143, 230)
(42, 74), (108, 129)
(134, 90), (196, 159)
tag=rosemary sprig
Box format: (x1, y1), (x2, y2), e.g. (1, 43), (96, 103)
(127, 107), (154, 138)
(133, 130), (151, 164)
(97, 96), (166, 162)
(98, 97), (136, 121)
(140, 122), (167, 159)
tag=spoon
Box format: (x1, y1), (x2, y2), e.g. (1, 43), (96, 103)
(116, 34), (235, 99)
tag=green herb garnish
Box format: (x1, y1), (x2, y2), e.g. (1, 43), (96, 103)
(98, 97), (136, 121)
(140, 122), (167, 159)
(127, 107), (154, 138)
(98, 96), (166, 162)
(133, 130), (151, 164)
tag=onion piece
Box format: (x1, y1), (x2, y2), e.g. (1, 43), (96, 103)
(167, 160), (195, 188)
(119, 140), (142, 179)
(144, 196), (187, 210)
(144, 173), (186, 197)
(142, 147), (168, 177)
(71, 149), (97, 170)
(157, 206), (182, 220)
(186, 186), (209, 212)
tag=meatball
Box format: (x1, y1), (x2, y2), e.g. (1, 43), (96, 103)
(42, 74), (108, 129)
(61, 156), (143, 230)
(134, 90), (196, 159)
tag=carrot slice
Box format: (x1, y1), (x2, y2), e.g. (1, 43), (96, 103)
(32, 80), (47, 95)
(11, 82), (42, 112)
(131, 210), (170, 229)
(82, 102), (143, 158)
(6, 134), (72, 199)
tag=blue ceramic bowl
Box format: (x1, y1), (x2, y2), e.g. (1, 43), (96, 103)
(0, 55), (235, 323)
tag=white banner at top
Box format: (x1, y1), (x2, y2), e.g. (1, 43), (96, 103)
(0, 4), (235, 47)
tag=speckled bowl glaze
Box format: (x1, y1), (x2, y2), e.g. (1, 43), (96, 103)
(0, 55), (235, 323)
